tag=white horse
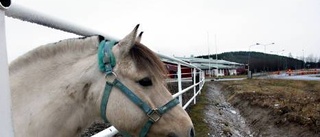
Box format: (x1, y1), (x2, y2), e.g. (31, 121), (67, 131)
(9, 25), (194, 137)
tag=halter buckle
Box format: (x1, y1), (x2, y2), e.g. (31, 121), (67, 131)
(147, 108), (161, 123)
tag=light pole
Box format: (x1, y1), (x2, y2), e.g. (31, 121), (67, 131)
(207, 32), (211, 77)
(215, 35), (218, 78)
(302, 49), (305, 69)
(247, 42), (275, 77)
(260, 43), (275, 53)
(259, 43), (275, 72)
(247, 43), (260, 78)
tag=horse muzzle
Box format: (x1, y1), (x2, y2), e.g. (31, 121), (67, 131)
(167, 127), (195, 137)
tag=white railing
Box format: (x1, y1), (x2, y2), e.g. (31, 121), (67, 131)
(0, 0), (14, 137)
(0, 2), (205, 137)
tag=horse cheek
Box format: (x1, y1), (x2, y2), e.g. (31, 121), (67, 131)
(105, 88), (145, 134)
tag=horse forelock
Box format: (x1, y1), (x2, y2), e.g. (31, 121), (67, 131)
(9, 36), (101, 73)
(129, 42), (168, 81)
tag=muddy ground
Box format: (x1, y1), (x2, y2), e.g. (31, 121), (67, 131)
(203, 83), (252, 137)
(214, 79), (320, 137)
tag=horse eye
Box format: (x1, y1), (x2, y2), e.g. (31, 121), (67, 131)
(138, 77), (152, 87)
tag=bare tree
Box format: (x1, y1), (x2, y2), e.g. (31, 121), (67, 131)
(306, 54), (316, 63)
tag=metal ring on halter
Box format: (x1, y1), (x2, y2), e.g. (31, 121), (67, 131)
(105, 72), (118, 83)
(111, 72), (118, 78)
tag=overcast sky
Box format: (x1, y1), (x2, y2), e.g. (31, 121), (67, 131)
(4, 0), (320, 62)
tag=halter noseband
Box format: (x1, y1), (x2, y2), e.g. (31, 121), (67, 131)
(98, 40), (179, 137)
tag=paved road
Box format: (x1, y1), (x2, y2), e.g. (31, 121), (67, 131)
(205, 78), (246, 82)
(265, 74), (320, 81)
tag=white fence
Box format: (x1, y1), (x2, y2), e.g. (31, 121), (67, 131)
(0, 0), (14, 137)
(0, 1), (205, 137)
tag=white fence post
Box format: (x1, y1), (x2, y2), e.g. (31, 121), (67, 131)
(177, 63), (182, 106)
(193, 68), (196, 104)
(200, 71), (203, 95)
(0, 0), (14, 136)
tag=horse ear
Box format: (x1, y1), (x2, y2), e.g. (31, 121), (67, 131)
(117, 24), (139, 55)
(136, 31), (143, 43)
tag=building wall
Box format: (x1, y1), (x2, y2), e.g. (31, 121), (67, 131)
(213, 69), (225, 77)
(229, 69), (237, 75)
(164, 62), (192, 78)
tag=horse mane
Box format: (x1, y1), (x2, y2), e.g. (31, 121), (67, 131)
(9, 36), (102, 73)
(130, 42), (168, 80)
(9, 36), (167, 79)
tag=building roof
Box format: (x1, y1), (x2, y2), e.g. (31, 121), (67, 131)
(176, 57), (242, 65)
(159, 56), (243, 70)
(161, 58), (193, 68)
(193, 63), (236, 69)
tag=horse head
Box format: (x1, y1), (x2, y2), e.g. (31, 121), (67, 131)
(10, 24), (194, 137)
(100, 25), (195, 137)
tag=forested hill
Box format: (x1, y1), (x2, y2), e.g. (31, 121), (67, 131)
(197, 51), (319, 72)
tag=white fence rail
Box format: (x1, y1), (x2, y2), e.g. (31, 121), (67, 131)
(0, 0), (14, 137)
(0, 1), (205, 137)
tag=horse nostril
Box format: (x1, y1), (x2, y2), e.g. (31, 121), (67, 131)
(190, 127), (195, 137)
(167, 132), (178, 137)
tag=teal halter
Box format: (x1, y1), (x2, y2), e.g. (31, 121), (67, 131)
(98, 40), (180, 137)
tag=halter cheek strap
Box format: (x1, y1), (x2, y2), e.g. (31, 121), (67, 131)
(98, 40), (179, 137)
(98, 40), (116, 123)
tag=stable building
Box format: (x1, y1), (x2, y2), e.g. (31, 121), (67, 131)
(176, 57), (244, 77)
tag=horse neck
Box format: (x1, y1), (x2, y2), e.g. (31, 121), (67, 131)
(10, 37), (106, 136)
